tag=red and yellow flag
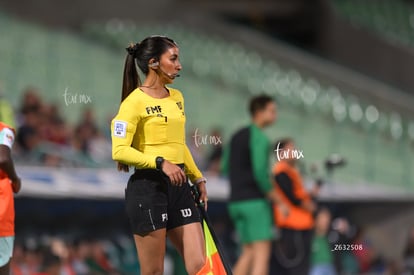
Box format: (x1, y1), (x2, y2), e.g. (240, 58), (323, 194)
(196, 220), (228, 275)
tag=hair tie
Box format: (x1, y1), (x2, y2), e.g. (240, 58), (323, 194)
(126, 42), (139, 56)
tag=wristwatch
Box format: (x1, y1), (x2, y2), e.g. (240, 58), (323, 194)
(155, 156), (164, 170)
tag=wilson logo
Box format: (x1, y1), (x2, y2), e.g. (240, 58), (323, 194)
(180, 208), (192, 218)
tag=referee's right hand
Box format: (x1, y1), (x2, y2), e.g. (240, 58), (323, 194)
(161, 160), (186, 186)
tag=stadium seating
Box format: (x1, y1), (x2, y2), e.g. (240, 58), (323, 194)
(0, 12), (413, 191)
(0, 12), (124, 128)
(332, 0), (414, 46)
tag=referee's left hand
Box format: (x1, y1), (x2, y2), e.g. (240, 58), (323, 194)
(197, 181), (208, 211)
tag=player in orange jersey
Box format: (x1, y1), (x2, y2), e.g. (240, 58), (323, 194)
(0, 122), (21, 275)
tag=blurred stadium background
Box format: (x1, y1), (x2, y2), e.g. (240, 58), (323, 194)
(1, 0), (414, 274)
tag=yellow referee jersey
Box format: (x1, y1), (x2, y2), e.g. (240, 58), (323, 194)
(111, 87), (203, 182)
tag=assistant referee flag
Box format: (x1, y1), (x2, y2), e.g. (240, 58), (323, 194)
(192, 186), (232, 275)
(196, 220), (227, 275)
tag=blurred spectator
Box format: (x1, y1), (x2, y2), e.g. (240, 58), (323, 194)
(49, 238), (75, 275)
(16, 105), (41, 154)
(329, 218), (359, 274)
(187, 127), (207, 170)
(0, 84), (16, 128)
(73, 107), (98, 154)
(310, 208), (337, 275)
(205, 128), (223, 175)
(70, 239), (92, 275)
(222, 95), (279, 275)
(15, 88), (43, 155)
(403, 226), (414, 274)
(15, 89), (69, 166)
(73, 108), (111, 164)
(18, 87), (42, 120)
(11, 87), (113, 167)
(24, 247), (43, 275)
(38, 104), (69, 146)
(16, 125), (40, 155)
(34, 250), (61, 275)
(87, 240), (118, 274)
(10, 243), (27, 275)
(10, 235), (129, 275)
(351, 227), (379, 273)
(271, 138), (319, 275)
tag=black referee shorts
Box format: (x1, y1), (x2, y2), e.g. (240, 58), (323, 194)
(125, 165), (200, 236)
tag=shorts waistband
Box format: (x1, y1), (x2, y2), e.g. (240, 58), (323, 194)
(133, 163), (184, 180)
(134, 163), (184, 173)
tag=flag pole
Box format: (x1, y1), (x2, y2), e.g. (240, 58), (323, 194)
(191, 185), (233, 275)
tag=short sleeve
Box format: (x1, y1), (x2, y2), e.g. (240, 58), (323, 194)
(0, 128), (15, 149)
(250, 125), (273, 194)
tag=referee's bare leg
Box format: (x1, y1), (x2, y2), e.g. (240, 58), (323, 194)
(134, 229), (167, 275)
(168, 223), (206, 275)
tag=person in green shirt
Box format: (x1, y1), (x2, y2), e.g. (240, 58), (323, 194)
(221, 95), (287, 275)
(310, 208), (337, 275)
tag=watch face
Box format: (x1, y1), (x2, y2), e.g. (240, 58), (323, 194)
(156, 157), (164, 169)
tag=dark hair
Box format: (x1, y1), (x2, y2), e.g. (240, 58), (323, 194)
(274, 137), (293, 151)
(249, 94), (274, 117)
(121, 36), (177, 102)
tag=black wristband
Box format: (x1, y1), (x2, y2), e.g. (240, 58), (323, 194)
(155, 156), (164, 170)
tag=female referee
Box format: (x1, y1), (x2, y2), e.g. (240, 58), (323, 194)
(111, 36), (208, 275)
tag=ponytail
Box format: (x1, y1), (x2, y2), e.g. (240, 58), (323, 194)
(118, 43), (141, 172)
(121, 43), (141, 102)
